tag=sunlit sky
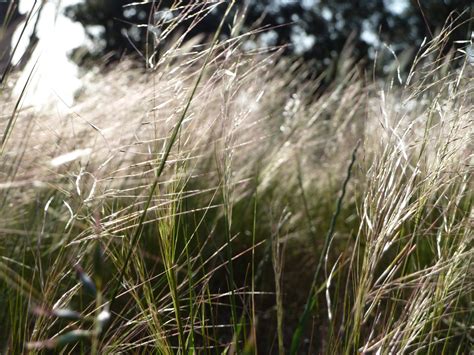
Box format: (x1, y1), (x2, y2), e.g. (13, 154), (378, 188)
(13, 0), (410, 108)
(14, 0), (85, 107)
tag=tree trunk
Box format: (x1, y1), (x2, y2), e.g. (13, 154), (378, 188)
(0, 2), (26, 77)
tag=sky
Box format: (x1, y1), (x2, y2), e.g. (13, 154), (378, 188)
(13, 0), (86, 108)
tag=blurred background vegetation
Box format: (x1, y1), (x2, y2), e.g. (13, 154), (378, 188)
(2, 0), (473, 77)
(65, 0), (473, 68)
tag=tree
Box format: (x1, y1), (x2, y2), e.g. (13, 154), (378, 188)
(64, 0), (228, 66)
(64, 0), (472, 72)
(1, 0), (45, 83)
(0, 1), (25, 79)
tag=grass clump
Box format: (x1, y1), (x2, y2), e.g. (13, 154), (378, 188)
(0, 3), (472, 353)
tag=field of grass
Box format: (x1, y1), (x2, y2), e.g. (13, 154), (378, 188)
(0, 3), (472, 354)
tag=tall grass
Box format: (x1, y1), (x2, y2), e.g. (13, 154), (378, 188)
(0, 2), (472, 353)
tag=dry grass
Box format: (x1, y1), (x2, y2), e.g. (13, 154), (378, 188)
(0, 3), (472, 353)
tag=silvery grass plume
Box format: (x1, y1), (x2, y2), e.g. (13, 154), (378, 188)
(324, 26), (473, 355)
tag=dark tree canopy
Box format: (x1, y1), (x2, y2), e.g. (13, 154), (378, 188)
(65, 0), (472, 71)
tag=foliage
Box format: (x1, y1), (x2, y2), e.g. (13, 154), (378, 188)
(64, 0), (472, 73)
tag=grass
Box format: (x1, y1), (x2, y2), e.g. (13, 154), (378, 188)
(0, 2), (472, 353)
